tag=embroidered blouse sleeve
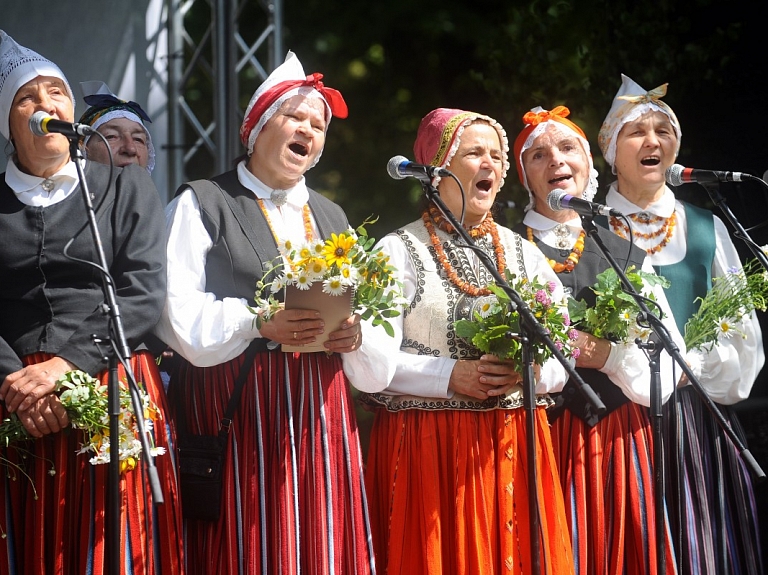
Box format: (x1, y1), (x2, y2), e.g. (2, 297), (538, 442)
(153, 189), (263, 367)
(342, 233), (456, 397)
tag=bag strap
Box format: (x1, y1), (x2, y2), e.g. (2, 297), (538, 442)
(175, 343), (259, 440)
(218, 343), (259, 438)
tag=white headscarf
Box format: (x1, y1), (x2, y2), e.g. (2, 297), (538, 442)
(598, 74), (682, 173)
(0, 30), (75, 141)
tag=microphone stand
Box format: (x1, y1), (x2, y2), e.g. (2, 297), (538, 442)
(580, 215), (766, 575)
(700, 181), (768, 271)
(67, 138), (164, 574)
(420, 181), (605, 575)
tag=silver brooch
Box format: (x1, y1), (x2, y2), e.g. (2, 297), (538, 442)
(41, 178), (55, 193)
(270, 189), (289, 207)
(554, 224), (570, 249)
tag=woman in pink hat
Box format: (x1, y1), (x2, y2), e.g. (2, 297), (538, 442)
(600, 74), (764, 575)
(0, 30), (183, 574)
(513, 105), (682, 574)
(154, 52), (375, 574)
(343, 108), (574, 574)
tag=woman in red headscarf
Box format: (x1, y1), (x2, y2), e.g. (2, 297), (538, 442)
(512, 105), (682, 574)
(343, 108), (574, 575)
(154, 52), (374, 574)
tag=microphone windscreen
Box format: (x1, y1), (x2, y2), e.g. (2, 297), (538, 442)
(386, 155), (408, 180)
(29, 111), (50, 137)
(546, 189), (567, 211)
(665, 164), (685, 187)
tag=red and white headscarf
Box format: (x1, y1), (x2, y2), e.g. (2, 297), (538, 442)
(598, 74), (681, 173)
(239, 51), (347, 167)
(413, 107), (509, 189)
(513, 105), (598, 211)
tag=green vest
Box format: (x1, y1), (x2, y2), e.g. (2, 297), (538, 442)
(654, 202), (715, 334)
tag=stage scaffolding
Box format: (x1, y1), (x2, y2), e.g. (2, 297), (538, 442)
(166, 0), (283, 196)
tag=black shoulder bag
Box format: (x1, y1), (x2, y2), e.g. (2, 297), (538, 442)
(176, 344), (258, 521)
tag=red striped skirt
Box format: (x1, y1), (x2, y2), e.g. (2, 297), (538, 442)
(171, 350), (375, 575)
(365, 406), (574, 575)
(0, 350), (184, 575)
(551, 402), (677, 575)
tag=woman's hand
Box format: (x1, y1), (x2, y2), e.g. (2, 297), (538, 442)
(448, 354), (522, 399)
(572, 330), (611, 370)
(258, 308), (325, 346)
(0, 356), (76, 413)
(16, 395), (70, 438)
(325, 314), (362, 354)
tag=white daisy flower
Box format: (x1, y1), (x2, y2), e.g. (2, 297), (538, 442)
(715, 317), (735, 339)
(323, 276), (347, 296)
(295, 271), (312, 290)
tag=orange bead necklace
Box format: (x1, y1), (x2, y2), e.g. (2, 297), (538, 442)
(422, 210), (506, 297)
(610, 211), (677, 255)
(256, 199), (315, 245)
(527, 226), (586, 273)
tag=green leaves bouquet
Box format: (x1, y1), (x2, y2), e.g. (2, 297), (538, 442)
(567, 266), (669, 343)
(454, 271), (579, 365)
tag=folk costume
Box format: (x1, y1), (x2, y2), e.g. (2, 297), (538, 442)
(513, 106), (681, 574)
(154, 52), (376, 575)
(0, 30), (182, 575)
(343, 108), (574, 575)
(600, 74), (765, 575)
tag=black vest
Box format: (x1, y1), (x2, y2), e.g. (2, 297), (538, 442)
(515, 223), (647, 426)
(180, 170), (349, 304)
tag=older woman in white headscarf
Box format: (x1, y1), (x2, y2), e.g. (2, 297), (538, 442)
(512, 105), (683, 574)
(600, 74), (764, 575)
(0, 30), (182, 574)
(154, 51), (374, 575)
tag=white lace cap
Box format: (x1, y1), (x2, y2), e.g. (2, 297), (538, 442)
(0, 30), (75, 141)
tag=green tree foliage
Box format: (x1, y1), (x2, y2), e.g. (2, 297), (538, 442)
(277, 0), (764, 236)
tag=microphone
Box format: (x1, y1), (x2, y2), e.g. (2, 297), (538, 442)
(547, 189), (623, 218)
(29, 111), (96, 138)
(387, 155), (452, 181)
(665, 163), (751, 186)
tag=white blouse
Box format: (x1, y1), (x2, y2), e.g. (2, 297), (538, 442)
(523, 210), (686, 406)
(153, 161), (322, 367)
(342, 224), (570, 398)
(606, 184), (764, 404)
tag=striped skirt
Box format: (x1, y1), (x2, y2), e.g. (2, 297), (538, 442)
(551, 402), (677, 575)
(0, 350), (184, 575)
(170, 350), (375, 575)
(664, 386), (763, 575)
(365, 406), (574, 575)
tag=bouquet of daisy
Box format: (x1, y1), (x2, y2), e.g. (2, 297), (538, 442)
(567, 266), (669, 343)
(453, 271), (579, 366)
(683, 258), (768, 351)
(0, 370), (165, 473)
(250, 217), (405, 337)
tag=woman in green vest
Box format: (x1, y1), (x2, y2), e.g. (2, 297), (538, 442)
(600, 73), (764, 575)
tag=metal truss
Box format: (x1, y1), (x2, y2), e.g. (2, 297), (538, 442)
(166, 0), (283, 191)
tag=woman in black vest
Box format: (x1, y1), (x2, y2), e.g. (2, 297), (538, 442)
(512, 105), (683, 574)
(0, 30), (182, 574)
(600, 74), (764, 575)
(154, 52), (375, 574)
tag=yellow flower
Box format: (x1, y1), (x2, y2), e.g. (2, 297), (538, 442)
(120, 456), (137, 474)
(322, 233), (356, 268)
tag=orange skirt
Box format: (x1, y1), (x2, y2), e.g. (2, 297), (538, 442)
(365, 406), (574, 575)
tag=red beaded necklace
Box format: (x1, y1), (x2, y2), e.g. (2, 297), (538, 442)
(422, 210), (506, 297)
